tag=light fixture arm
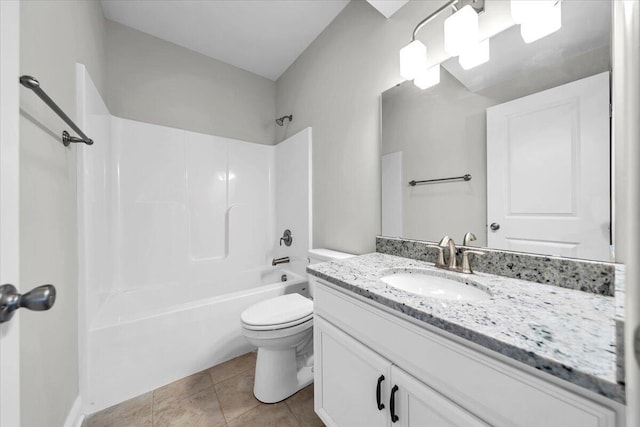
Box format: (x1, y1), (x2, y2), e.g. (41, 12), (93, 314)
(411, 0), (485, 41)
(412, 0), (458, 41)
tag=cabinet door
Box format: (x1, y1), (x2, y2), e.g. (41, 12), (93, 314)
(314, 316), (391, 427)
(391, 366), (489, 427)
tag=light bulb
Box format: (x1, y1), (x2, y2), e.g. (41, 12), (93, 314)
(459, 39), (490, 70)
(399, 40), (427, 80)
(414, 65), (440, 90)
(520, 3), (561, 43)
(444, 5), (479, 57)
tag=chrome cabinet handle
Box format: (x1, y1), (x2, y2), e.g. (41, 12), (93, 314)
(490, 223), (500, 231)
(0, 284), (56, 323)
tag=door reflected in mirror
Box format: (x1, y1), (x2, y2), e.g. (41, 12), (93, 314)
(381, 0), (613, 262)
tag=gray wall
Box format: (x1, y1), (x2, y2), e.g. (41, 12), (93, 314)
(382, 71), (494, 246)
(106, 20), (276, 145)
(276, 0), (443, 254)
(19, 1), (106, 426)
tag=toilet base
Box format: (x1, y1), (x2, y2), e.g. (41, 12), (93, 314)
(241, 314), (314, 403)
(253, 342), (314, 403)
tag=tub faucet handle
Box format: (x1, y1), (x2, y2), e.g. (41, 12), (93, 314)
(280, 229), (293, 247)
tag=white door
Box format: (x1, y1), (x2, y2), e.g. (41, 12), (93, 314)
(390, 366), (488, 427)
(487, 72), (610, 261)
(314, 316), (391, 427)
(0, 1), (21, 426)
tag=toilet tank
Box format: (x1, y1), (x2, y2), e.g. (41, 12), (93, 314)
(307, 249), (355, 298)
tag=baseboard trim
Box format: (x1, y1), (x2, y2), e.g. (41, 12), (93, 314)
(62, 395), (84, 427)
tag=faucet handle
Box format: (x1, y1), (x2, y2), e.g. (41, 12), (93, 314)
(425, 244), (445, 267)
(460, 250), (486, 274)
(279, 229), (293, 247)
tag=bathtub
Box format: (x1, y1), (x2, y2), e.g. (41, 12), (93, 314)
(86, 267), (308, 413)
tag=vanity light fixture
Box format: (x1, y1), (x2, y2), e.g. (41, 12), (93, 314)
(414, 65), (441, 90)
(399, 40), (427, 80)
(399, 0), (485, 90)
(511, 0), (562, 43)
(444, 4), (480, 57)
(459, 38), (490, 70)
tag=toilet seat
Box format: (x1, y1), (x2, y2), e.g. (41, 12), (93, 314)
(241, 317), (312, 341)
(241, 293), (313, 331)
(242, 313), (313, 331)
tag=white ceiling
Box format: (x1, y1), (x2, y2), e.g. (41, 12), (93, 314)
(366, 0), (409, 18)
(101, 0), (350, 81)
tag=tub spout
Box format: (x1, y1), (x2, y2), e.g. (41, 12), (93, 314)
(272, 257), (290, 266)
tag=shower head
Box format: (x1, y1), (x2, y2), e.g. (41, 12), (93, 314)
(275, 115), (293, 126)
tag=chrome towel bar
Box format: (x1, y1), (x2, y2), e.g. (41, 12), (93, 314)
(20, 75), (94, 146)
(409, 174), (471, 186)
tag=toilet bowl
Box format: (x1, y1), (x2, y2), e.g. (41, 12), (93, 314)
(240, 248), (354, 403)
(241, 293), (314, 403)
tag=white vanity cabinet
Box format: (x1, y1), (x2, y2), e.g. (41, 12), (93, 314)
(315, 316), (488, 427)
(314, 316), (390, 427)
(312, 278), (623, 427)
(390, 366), (489, 427)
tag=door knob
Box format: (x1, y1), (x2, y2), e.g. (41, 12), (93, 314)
(0, 284), (56, 323)
(490, 223), (500, 231)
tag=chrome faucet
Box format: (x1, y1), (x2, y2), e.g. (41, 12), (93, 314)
(439, 236), (458, 270)
(427, 235), (486, 274)
(463, 232), (476, 246)
(272, 256), (290, 266)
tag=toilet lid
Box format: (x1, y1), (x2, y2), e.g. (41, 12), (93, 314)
(241, 294), (313, 328)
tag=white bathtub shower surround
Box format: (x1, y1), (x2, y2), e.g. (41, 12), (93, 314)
(90, 268), (307, 412)
(111, 117), (279, 290)
(273, 129), (312, 277)
(75, 65), (312, 412)
(76, 64), (114, 327)
(76, 64), (115, 417)
(93, 267), (301, 328)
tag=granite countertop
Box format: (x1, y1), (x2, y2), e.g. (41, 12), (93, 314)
(308, 252), (624, 404)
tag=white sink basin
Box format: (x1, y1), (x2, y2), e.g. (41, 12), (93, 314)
(380, 270), (491, 301)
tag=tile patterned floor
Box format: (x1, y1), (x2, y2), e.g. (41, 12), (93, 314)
(83, 352), (324, 427)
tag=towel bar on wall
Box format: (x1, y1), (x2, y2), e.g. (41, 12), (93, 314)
(19, 75), (94, 146)
(409, 174), (471, 186)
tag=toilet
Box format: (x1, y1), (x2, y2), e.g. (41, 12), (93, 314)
(240, 248), (354, 403)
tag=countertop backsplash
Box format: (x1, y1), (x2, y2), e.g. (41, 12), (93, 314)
(376, 236), (619, 297)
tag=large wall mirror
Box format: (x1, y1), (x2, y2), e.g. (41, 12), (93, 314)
(381, 0), (613, 262)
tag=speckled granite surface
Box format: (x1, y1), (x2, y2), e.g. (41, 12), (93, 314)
(308, 252), (625, 403)
(376, 236), (615, 296)
(615, 265), (626, 385)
